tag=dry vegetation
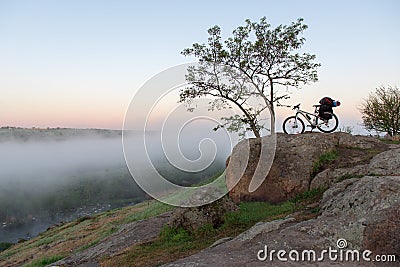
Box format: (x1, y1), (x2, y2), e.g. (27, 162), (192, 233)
(0, 203), (152, 267)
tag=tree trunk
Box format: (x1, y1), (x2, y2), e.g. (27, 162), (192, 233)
(270, 108), (276, 134)
(227, 96), (261, 138)
(251, 124), (261, 138)
(269, 82), (276, 134)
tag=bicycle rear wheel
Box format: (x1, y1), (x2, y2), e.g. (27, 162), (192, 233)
(283, 116), (305, 134)
(316, 113), (339, 133)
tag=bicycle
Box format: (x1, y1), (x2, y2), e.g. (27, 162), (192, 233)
(283, 104), (339, 134)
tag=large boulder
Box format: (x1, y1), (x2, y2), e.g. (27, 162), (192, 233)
(318, 176), (400, 250)
(227, 133), (335, 203)
(368, 148), (400, 175)
(168, 196), (238, 233)
(226, 132), (390, 204)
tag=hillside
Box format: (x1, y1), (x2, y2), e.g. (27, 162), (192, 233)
(0, 133), (399, 266)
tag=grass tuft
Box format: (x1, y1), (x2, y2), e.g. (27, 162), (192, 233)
(291, 187), (327, 206)
(223, 202), (294, 231)
(22, 254), (64, 267)
(312, 150), (338, 176)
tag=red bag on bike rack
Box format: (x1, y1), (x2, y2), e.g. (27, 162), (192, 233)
(319, 97), (334, 106)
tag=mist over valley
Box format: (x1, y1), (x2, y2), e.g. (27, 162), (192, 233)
(0, 128), (227, 243)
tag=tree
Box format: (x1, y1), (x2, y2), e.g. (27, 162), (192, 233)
(180, 17), (320, 136)
(360, 86), (400, 136)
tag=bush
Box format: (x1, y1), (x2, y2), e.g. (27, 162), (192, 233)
(360, 86), (400, 136)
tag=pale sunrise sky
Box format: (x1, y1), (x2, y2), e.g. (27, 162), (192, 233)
(1, 0), (399, 133)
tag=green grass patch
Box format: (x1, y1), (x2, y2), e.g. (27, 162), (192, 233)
(22, 254), (64, 267)
(291, 187), (327, 206)
(312, 150), (338, 176)
(224, 201), (295, 231)
(160, 225), (192, 243)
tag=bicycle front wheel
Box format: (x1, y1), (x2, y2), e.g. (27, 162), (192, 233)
(283, 116), (305, 134)
(316, 113), (339, 133)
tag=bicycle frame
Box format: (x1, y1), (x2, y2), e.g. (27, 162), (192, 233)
(295, 108), (319, 127)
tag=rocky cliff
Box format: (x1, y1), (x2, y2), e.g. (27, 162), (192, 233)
(164, 134), (400, 266)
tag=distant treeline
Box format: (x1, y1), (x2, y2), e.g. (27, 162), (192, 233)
(0, 127), (123, 142)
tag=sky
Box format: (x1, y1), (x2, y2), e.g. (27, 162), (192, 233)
(1, 0), (399, 133)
